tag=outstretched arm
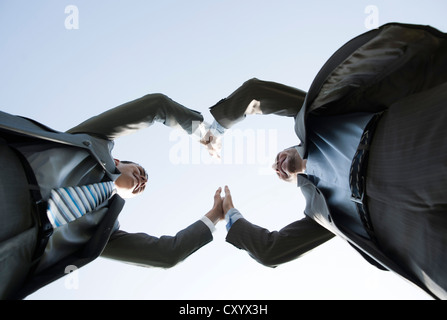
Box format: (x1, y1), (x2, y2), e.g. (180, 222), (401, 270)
(209, 78), (306, 129)
(101, 221), (213, 268)
(226, 215), (334, 267)
(222, 186), (334, 267)
(201, 78), (306, 157)
(101, 188), (224, 268)
(67, 93), (204, 140)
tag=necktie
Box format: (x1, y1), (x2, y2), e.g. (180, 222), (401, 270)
(47, 181), (115, 228)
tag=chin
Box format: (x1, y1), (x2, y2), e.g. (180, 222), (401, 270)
(116, 188), (136, 199)
(279, 173), (298, 184)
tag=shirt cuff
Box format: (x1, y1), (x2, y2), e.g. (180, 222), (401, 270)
(200, 215), (216, 233)
(191, 121), (210, 141)
(209, 120), (226, 136)
(190, 120), (225, 142)
(225, 208), (243, 231)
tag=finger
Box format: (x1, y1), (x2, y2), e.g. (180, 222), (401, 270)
(215, 187), (222, 197)
(209, 149), (221, 160)
(224, 185), (231, 195)
(200, 140), (210, 146)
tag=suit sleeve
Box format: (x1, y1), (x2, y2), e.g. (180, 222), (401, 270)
(100, 220), (213, 268)
(226, 216), (334, 268)
(67, 93), (204, 140)
(209, 78), (307, 129)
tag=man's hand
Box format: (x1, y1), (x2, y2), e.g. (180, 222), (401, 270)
(200, 130), (222, 159)
(222, 185), (234, 214)
(205, 187), (224, 224)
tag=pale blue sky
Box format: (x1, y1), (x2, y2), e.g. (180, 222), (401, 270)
(1, 0), (445, 299)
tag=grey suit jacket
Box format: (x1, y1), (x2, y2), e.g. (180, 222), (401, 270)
(0, 93), (212, 299)
(211, 23), (447, 299)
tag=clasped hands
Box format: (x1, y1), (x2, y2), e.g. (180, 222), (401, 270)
(199, 124), (232, 223)
(205, 186), (234, 225)
(198, 123), (223, 159)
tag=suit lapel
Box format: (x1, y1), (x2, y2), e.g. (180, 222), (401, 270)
(294, 26), (381, 158)
(0, 111), (120, 181)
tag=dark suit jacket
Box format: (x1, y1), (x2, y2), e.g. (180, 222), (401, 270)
(210, 23), (447, 299)
(0, 93), (212, 299)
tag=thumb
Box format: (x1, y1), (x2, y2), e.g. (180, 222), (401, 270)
(214, 187), (222, 198)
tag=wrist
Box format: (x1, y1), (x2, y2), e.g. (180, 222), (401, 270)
(205, 209), (221, 225)
(224, 206), (234, 215)
(210, 120), (226, 136)
(224, 208), (243, 231)
(200, 216), (216, 233)
(191, 121), (210, 141)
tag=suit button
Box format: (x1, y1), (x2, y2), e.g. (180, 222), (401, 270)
(83, 140), (91, 147)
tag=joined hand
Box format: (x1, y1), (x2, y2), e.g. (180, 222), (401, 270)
(200, 130), (222, 159)
(205, 186), (234, 225)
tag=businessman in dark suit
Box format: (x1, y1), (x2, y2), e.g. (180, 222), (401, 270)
(0, 93), (224, 299)
(206, 23), (447, 299)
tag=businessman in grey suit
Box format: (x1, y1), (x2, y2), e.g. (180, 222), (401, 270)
(0, 93), (224, 299)
(207, 23), (447, 299)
